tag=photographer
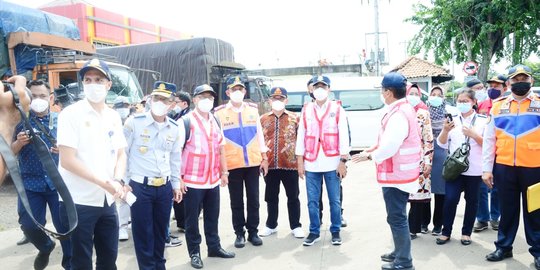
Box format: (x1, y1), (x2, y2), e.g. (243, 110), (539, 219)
(11, 80), (71, 270)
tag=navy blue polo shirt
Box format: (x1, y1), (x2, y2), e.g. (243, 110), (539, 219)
(13, 111), (58, 192)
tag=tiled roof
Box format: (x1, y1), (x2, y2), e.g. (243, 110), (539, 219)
(391, 56), (453, 81)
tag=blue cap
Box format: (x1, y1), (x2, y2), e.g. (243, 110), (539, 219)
(508, 64), (532, 79)
(486, 74), (507, 84)
(270, 87), (287, 98)
(151, 81), (177, 98)
(466, 78), (482, 88)
(113, 96), (130, 108)
(79, 58), (111, 81)
(227, 76), (246, 89)
(311, 75), (331, 86)
(381, 72), (407, 89)
(193, 84), (216, 97)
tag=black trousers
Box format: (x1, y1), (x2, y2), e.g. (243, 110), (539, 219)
(427, 194), (445, 229)
(263, 169), (301, 230)
(184, 186), (221, 256)
(408, 201), (430, 234)
(228, 166), (260, 236)
(173, 201), (185, 229)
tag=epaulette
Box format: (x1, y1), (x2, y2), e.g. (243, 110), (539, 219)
(133, 113), (146, 119)
(477, 114), (488, 118)
(246, 102), (258, 108)
(168, 118), (178, 127)
(214, 104), (226, 111)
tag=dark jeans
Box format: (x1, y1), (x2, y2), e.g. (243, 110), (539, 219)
(441, 175), (481, 237)
(494, 164), (540, 257)
(382, 187), (413, 267)
(228, 166), (260, 236)
(184, 186), (221, 255)
(130, 180), (173, 270)
(173, 200), (185, 229)
(476, 181), (500, 222)
(264, 169), (301, 230)
(60, 200), (118, 270)
(18, 189), (71, 269)
(408, 201), (430, 234)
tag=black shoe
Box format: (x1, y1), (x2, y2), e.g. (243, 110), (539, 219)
(190, 253), (203, 269)
(234, 235), (245, 248)
(486, 249), (513, 261)
(420, 226), (429, 234)
(341, 217), (348, 227)
(380, 253), (395, 262)
(473, 221), (489, 232)
(436, 236), (450, 245)
(535, 257), (540, 270)
(460, 236), (472, 246)
(17, 235), (29, 245)
(178, 226), (186, 233)
(431, 227), (442, 236)
(331, 232), (342, 245)
(410, 233), (418, 240)
(490, 220), (499, 231)
(34, 241), (56, 270)
(303, 233), (321, 246)
(247, 234), (263, 246)
(208, 247), (235, 258)
(381, 262), (415, 270)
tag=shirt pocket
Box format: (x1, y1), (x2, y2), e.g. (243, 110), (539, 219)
(305, 135), (317, 153)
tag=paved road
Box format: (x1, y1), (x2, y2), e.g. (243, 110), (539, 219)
(0, 161), (535, 269)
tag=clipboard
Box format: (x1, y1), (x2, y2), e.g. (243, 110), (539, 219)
(527, 182), (540, 213)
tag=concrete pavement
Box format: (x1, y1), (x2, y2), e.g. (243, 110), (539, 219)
(0, 161), (535, 269)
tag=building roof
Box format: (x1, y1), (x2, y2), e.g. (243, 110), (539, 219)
(390, 56), (454, 83)
(39, 0), (91, 8)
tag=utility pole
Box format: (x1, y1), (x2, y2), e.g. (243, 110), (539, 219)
(374, 0), (380, 76)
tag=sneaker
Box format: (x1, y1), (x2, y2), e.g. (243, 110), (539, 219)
(341, 217), (348, 228)
(292, 227), (305, 238)
(420, 226), (429, 234)
(177, 227), (186, 233)
(16, 235), (29, 246)
(118, 227), (129, 241)
(303, 233), (320, 246)
(259, 226), (278, 237)
(331, 232), (342, 245)
(473, 221), (489, 232)
(490, 220), (499, 231)
(34, 241), (55, 270)
(431, 226), (442, 236)
(165, 236), (182, 247)
(410, 233), (418, 240)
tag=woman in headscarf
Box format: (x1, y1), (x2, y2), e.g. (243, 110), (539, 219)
(405, 84), (434, 239)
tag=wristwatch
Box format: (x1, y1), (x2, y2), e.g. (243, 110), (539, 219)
(114, 178), (125, 186)
(221, 171), (230, 176)
(340, 158), (348, 163)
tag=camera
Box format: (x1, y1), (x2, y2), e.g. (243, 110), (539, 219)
(54, 83), (83, 108)
(2, 81), (14, 92)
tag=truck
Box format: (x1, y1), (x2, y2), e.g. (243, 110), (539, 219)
(0, 0), (144, 108)
(97, 38), (272, 113)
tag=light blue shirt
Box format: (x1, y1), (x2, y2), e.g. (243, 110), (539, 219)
(124, 112), (182, 190)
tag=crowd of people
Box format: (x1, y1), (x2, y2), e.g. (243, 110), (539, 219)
(7, 58), (540, 270)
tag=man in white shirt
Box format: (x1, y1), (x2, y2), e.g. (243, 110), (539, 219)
(57, 59), (128, 269)
(353, 72), (420, 270)
(296, 75), (350, 247)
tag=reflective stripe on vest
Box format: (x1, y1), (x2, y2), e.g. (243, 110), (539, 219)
(181, 113), (221, 185)
(302, 101), (341, 162)
(491, 96), (540, 167)
(376, 101), (421, 184)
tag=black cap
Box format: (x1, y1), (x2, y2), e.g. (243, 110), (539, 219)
(193, 84), (216, 97)
(466, 78), (482, 88)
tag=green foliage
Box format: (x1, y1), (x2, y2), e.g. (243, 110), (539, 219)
(524, 60), (540, 87)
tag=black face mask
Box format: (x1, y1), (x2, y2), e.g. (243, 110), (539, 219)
(511, 82), (532, 96)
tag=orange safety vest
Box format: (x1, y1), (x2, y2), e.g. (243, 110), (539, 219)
(491, 95), (540, 167)
(215, 103), (263, 170)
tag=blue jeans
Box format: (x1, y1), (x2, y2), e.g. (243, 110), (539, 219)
(18, 189), (71, 269)
(306, 171), (341, 235)
(382, 187), (413, 267)
(476, 181), (500, 222)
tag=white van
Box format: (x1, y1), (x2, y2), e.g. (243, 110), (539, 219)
(275, 76), (385, 152)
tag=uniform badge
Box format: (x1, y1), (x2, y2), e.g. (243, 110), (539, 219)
(330, 112), (336, 117)
(530, 100), (540, 109)
(139, 146), (148, 154)
(143, 129), (149, 134)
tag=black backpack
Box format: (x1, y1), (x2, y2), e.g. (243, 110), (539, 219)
(181, 113), (222, 146)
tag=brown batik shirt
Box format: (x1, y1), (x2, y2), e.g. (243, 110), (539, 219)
(260, 110), (299, 170)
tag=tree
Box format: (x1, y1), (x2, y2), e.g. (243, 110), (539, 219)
(407, 0), (540, 82)
(524, 60), (540, 87)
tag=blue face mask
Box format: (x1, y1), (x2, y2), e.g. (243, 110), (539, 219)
(428, 96), (443, 107)
(407, 95), (421, 107)
(456, 102), (472, 114)
(487, 88), (502, 100)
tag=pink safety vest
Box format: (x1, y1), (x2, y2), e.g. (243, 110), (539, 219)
(302, 101), (341, 162)
(376, 100), (421, 184)
(181, 112), (222, 186)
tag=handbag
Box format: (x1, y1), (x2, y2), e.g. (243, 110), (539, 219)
(441, 115), (476, 182)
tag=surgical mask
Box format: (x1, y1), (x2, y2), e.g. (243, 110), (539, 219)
(428, 96), (443, 107)
(313, 87), (328, 101)
(230, 90), (245, 103)
(407, 95), (421, 107)
(271, 100), (285, 111)
(116, 108), (130, 119)
(487, 88), (502, 100)
(151, 100), (170, 116)
(475, 90), (488, 102)
(456, 102), (472, 114)
(511, 82), (531, 96)
(84, 84), (107, 103)
(380, 94), (387, 105)
(30, 98), (49, 113)
(197, 98), (214, 113)
(173, 106), (182, 114)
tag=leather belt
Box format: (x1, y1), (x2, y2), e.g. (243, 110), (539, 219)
(131, 175), (169, 187)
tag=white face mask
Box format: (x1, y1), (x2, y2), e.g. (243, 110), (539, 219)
(151, 100), (170, 116)
(313, 87), (329, 101)
(116, 108), (130, 119)
(380, 93), (387, 105)
(30, 98), (49, 113)
(197, 98), (214, 113)
(173, 106), (182, 114)
(271, 100), (285, 111)
(230, 90), (245, 103)
(84, 84), (108, 103)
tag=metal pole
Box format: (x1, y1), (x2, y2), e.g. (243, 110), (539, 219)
(374, 0), (380, 76)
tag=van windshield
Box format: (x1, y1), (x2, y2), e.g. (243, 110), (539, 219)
(106, 66), (144, 104)
(285, 90), (382, 111)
